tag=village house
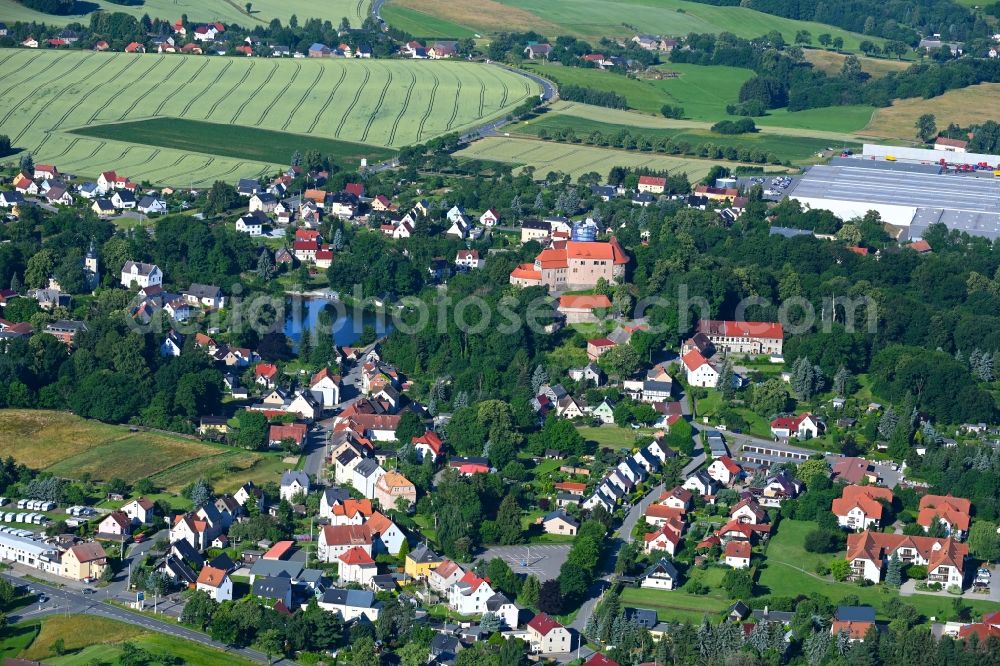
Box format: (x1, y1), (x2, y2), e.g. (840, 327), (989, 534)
(236, 211), (266, 235)
(526, 613), (572, 653)
(681, 349), (720, 388)
(455, 249), (485, 270)
(61, 542), (108, 581)
(724, 540), (752, 569)
(830, 606), (877, 642)
(637, 175), (666, 194)
(846, 531), (967, 587)
(429, 559), (465, 594)
(448, 571), (495, 615)
(279, 471), (310, 502)
(917, 494), (971, 539)
(374, 471), (416, 510)
(641, 557), (679, 590)
(120, 261), (162, 289)
(121, 497), (154, 525)
(196, 565), (233, 601)
(706, 456), (743, 486)
(587, 337), (616, 362)
(98, 511), (131, 537)
(412, 430), (444, 462)
(542, 509), (579, 536)
(833, 485), (894, 530)
(644, 520), (683, 556)
(770, 413), (823, 440)
(338, 546), (377, 586)
(405, 542), (443, 579)
(183, 284), (225, 309)
(318, 524), (372, 562)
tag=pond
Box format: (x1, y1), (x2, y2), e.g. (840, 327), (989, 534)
(283, 297), (393, 348)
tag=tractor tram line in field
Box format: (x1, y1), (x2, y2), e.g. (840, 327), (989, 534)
(230, 61), (281, 124)
(305, 64), (348, 135)
(387, 67), (417, 146)
(334, 65), (372, 138)
(359, 64), (393, 143)
(255, 62), (301, 127)
(283, 65), (325, 131)
(155, 58), (210, 117)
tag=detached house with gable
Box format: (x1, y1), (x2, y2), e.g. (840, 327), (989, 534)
(448, 571), (495, 615)
(833, 485), (894, 531)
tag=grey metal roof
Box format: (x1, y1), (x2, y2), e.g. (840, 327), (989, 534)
(789, 164), (1000, 240)
(322, 587), (376, 607)
(837, 606), (876, 623)
(250, 558), (304, 579)
(253, 576), (291, 599)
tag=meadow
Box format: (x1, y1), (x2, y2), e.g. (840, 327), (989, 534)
(515, 112), (857, 163)
(0, 49), (537, 185)
(11, 616), (257, 665)
(0, 409), (289, 493)
(455, 135), (789, 180)
(524, 63), (876, 134)
(860, 83), (1000, 142)
(0, 0), (370, 28)
(385, 0), (879, 51)
(379, 4), (478, 38)
(802, 49), (911, 78)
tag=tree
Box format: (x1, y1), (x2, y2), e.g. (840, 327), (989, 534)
(203, 181), (240, 215)
(537, 579), (563, 614)
(181, 590), (217, 629)
(19, 153), (33, 172)
(351, 637), (379, 666)
(722, 569), (753, 598)
(916, 114), (937, 143)
(805, 529), (844, 553)
(968, 521), (1000, 562)
(831, 36), (844, 51)
(830, 558), (851, 581)
(518, 575), (540, 608)
(244, 1), (252, 13)
(531, 364), (549, 395)
(818, 33), (832, 47)
(750, 378), (789, 416)
(256, 251), (273, 280)
(600, 344), (640, 378)
(398, 641), (429, 666)
(333, 228), (344, 251)
(832, 366), (850, 397)
(189, 478), (212, 509)
(885, 552), (902, 587)
(797, 459), (829, 489)
(395, 410), (424, 445)
(494, 494), (523, 545)
(719, 358), (735, 401)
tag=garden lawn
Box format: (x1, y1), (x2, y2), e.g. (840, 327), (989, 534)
(576, 426), (644, 450)
(620, 566), (732, 623)
(759, 519), (999, 622)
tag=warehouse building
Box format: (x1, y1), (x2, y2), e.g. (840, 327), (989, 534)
(787, 160), (1000, 240)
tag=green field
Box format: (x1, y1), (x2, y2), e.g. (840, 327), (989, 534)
(525, 63), (875, 134)
(0, 0), (369, 28)
(72, 118), (395, 171)
(379, 4), (478, 38)
(0, 49), (537, 185)
(7, 616), (257, 665)
(516, 113), (857, 162)
(386, 0), (880, 51)
(0, 409), (289, 493)
(456, 135), (789, 180)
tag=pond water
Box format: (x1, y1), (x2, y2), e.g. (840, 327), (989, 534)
(283, 297), (393, 348)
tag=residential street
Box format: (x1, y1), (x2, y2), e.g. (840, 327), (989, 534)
(0, 571), (291, 665)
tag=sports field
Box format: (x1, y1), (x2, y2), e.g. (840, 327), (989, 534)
(455, 135), (789, 180)
(386, 0), (879, 51)
(0, 49), (536, 185)
(0, 409), (287, 493)
(0, 0), (370, 28)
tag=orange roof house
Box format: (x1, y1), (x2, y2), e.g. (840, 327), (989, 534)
(832, 485), (894, 530)
(917, 494), (971, 537)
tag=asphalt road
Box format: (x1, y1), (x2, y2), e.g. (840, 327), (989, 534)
(1, 570), (290, 665)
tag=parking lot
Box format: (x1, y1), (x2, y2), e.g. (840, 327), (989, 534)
(736, 175), (798, 201)
(475, 544), (570, 581)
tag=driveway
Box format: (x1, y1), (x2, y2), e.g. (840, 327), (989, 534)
(475, 544), (570, 581)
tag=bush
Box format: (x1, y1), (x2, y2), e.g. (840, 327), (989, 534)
(815, 562), (830, 576)
(906, 564), (927, 580)
(710, 118), (757, 134)
(804, 529), (845, 553)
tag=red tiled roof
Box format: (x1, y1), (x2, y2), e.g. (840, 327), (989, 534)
(263, 540), (295, 560)
(269, 423), (307, 445)
(528, 612), (564, 636)
(935, 136), (968, 149)
(412, 430), (444, 454)
(831, 619), (874, 640)
(638, 175), (667, 186)
(681, 348), (709, 371)
(322, 524), (372, 546)
(725, 540), (751, 559)
(197, 565), (228, 587)
(588, 338), (616, 348)
(917, 494), (971, 531)
(339, 545), (375, 566)
(510, 263), (541, 281)
(832, 485), (893, 521)
(559, 294), (612, 310)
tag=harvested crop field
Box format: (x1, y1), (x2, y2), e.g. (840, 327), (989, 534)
(860, 84), (1000, 141)
(0, 49), (537, 185)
